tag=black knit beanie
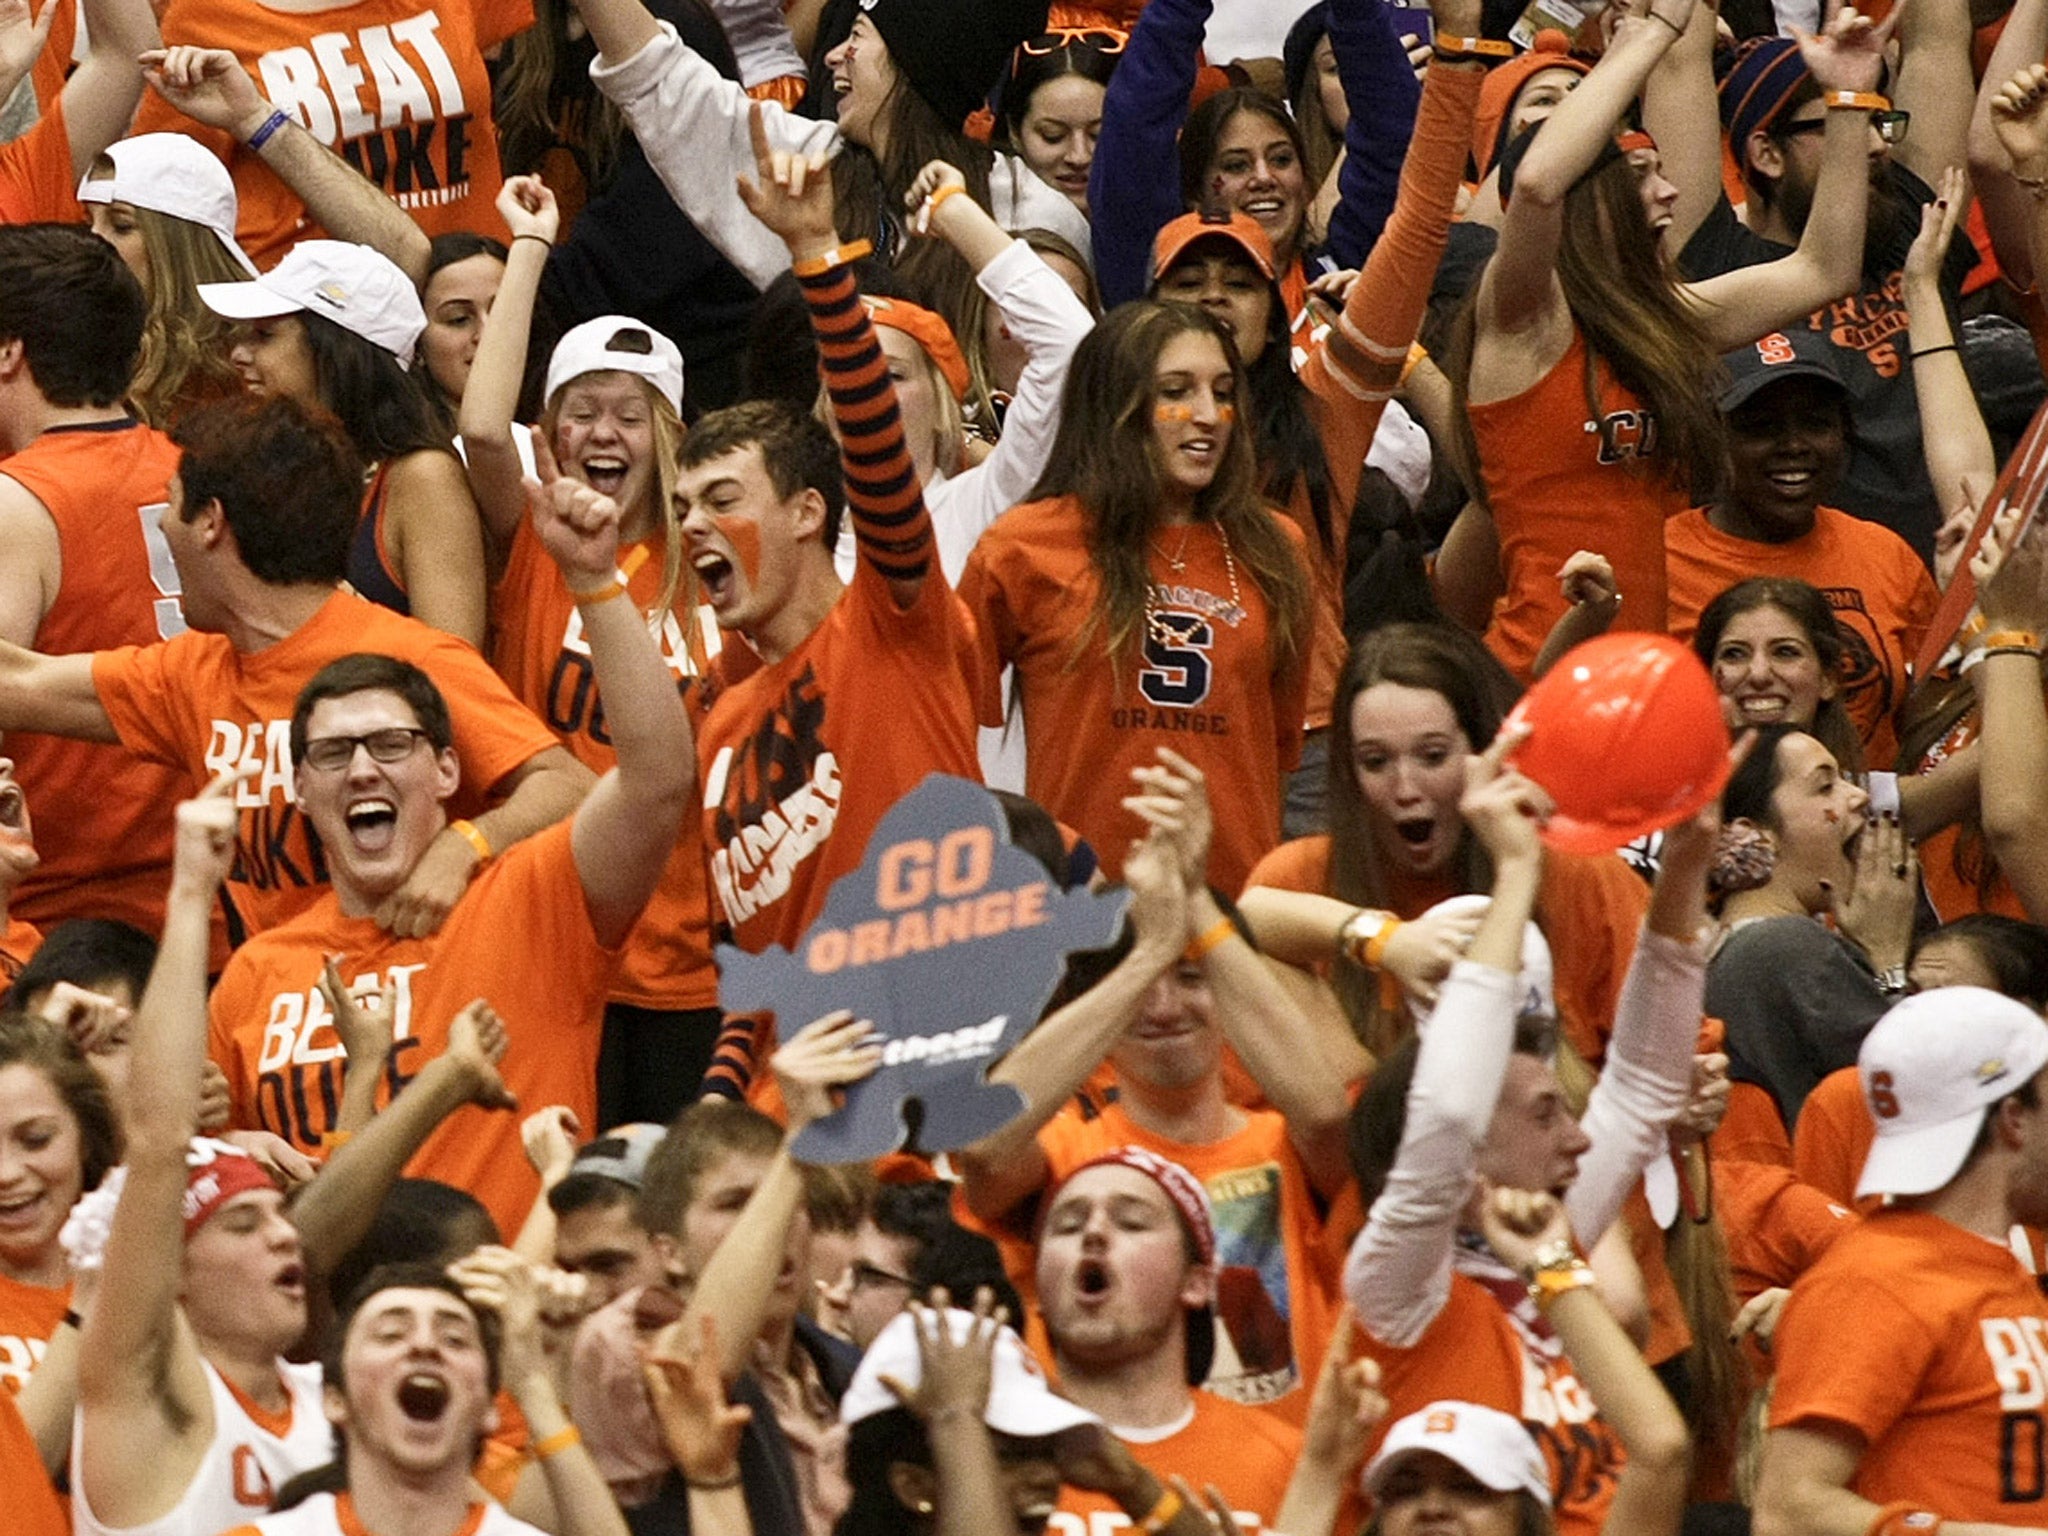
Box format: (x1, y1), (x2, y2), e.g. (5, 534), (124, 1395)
(859, 0), (1052, 128)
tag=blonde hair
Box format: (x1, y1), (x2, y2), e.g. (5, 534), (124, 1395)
(101, 193), (249, 428)
(540, 372), (690, 621)
(811, 342), (967, 481)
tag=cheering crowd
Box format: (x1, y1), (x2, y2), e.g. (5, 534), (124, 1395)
(3, 0), (2048, 1530)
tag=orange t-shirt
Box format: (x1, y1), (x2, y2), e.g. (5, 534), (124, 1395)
(489, 519), (719, 1010)
(207, 820), (618, 1238)
(1049, 1390), (1301, 1534)
(4, 419), (192, 940)
(1715, 1157), (1854, 1305)
(1664, 505), (1938, 770)
(0, 99), (82, 226)
(695, 545), (980, 958)
(131, 0), (531, 267)
(958, 495), (1310, 894)
(1240, 834), (1650, 1069)
(1356, 1273), (1624, 1536)
(90, 588), (561, 938)
(992, 1102), (1339, 1425)
(0, 915), (40, 981)
(1791, 1065), (1876, 1209)
(1910, 706), (2026, 924)
(0, 1385), (65, 1536)
(1473, 328), (1692, 681)
(0, 1273), (68, 1395)
(1772, 1208), (2048, 1520)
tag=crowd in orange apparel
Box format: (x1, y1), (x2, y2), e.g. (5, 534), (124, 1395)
(5, 0), (2048, 1532)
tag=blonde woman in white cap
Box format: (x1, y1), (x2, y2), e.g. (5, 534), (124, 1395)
(200, 240), (489, 649)
(462, 174), (721, 1123)
(78, 133), (255, 429)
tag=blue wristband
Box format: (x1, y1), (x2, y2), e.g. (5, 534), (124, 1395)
(245, 109), (290, 151)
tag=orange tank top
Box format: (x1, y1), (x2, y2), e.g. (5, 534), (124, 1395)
(1471, 328), (1690, 680)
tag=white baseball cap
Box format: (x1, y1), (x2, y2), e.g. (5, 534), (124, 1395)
(1856, 986), (2048, 1200)
(78, 134), (259, 277)
(1364, 1401), (1552, 1507)
(1410, 895), (1556, 1029)
(544, 316), (685, 414)
(198, 239), (425, 366)
(840, 1308), (1102, 1439)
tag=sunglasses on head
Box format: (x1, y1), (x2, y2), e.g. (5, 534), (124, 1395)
(1774, 109), (1910, 146)
(1018, 26), (1128, 56)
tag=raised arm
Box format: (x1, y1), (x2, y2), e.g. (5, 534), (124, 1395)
(74, 773), (239, 1520)
(61, 0), (157, 183)
(0, 0), (54, 146)
(1343, 726), (1546, 1347)
(1966, 511), (2048, 924)
(908, 159), (1095, 577)
(1483, 0), (1694, 333)
(954, 832), (1187, 1223)
(1485, 1191), (1690, 1536)
(1639, 0), (1724, 257)
(1889, 0), (1974, 191)
(286, 998), (518, 1278)
(1087, 0), (1212, 307)
(1970, 0), (2048, 288)
(586, 0), (839, 289)
(1321, 0), (1424, 269)
(139, 47), (431, 285)
(737, 105), (937, 612)
(1903, 167), (1997, 546)
(0, 638), (113, 742)
(524, 449), (696, 949)
(1125, 748), (1353, 1195)
(460, 175), (559, 560)
(669, 1012), (880, 1383)
(1684, 9), (1893, 349)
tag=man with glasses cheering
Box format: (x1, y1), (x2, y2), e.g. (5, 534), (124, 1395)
(201, 452), (696, 1240)
(1642, 2), (1979, 563)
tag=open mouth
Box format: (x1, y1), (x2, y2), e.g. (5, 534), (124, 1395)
(1732, 695), (1790, 723)
(0, 781), (24, 832)
(1241, 198), (1283, 219)
(693, 551), (735, 605)
(344, 798), (398, 852)
(1767, 468), (1816, 493)
(1075, 1257), (1111, 1299)
(275, 1261), (306, 1299)
(1395, 816), (1435, 847)
(582, 457), (629, 498)
(397, 1372), (451, 1422)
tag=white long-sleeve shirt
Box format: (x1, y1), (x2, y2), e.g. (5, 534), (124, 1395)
(1345, 926), (1704, 1349)
(589, 24), (1094, 291)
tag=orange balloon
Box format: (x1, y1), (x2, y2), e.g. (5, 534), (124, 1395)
(1504, 633), (1731, 856)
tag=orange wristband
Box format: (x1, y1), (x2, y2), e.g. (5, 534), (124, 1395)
(791, 238), (873, 277)
(569, 578), (631, 607)
(1824, 89), (1889, 111)
(1979, 630), (2042, 652)
(1184, 917), (1237, 962)
(449, 818), (493, 864)
(532, 1425), (582, 1461)
(1866, 1503), (1943, 1536)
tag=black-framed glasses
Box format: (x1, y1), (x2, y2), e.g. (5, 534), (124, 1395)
(848, 1260), (917, 1293)
(1019, 26), (1128, 56)
(1775, 109), (1910, 146)
(301, 727), (433, 772)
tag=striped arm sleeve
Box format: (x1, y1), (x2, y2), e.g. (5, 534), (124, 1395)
(699, 1014), (765, 1100)
(799, 264), (933, 584)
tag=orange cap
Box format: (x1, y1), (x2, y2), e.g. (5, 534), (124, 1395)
(1472, 32), (1589, 176)
(1503, 633), (1732, 855)
(1150, 209), (1277, 283)
(863, 295), (971, 402)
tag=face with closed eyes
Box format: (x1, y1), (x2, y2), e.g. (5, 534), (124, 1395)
(1035, 1164), (1207, 1371)
(0, 1065), (83, 1280)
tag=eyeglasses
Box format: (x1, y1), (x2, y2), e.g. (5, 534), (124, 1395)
(1775, 109), (1910, 146)
(300, 727), (433, 772)
(848, 1261), (917, 1293)
(1018, 26), (1128, 56)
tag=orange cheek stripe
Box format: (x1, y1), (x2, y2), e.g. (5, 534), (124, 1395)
(1216, 403), (1236, 424)
(713, 513), (762, 586)
(1155, 403), (1196, 424)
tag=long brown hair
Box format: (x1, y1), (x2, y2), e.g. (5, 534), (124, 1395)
(1445, 151), (1726, 507)
(1324, 623), (1522, 1054)
(1025, 300), (1310, 677)
(120, 205), (248, 428)
(540, 373), (688, 623)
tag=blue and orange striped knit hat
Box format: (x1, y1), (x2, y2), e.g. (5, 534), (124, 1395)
(1719, 37), (1812, 157)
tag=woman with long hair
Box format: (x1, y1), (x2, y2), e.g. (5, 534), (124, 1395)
(77, 134), (257, 429)
(959, 300), (1311, 893)
(461, 177), (722, 1125)
(1145, 0), (1485, 831)
(1236, 622), (1651, 1067)
(995, 26), (1123, 216)
(414, 232), (510, 430)
(1431, 0), (1890, 681)
(199, 241), (489, 647)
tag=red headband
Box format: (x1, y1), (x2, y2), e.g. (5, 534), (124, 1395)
(183, 1137), (277, 1239)
(1615, 129), (1658, 154)
(1059, 1146), (1216, 1267)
